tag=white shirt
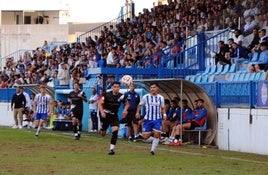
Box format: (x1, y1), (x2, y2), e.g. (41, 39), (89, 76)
(23, 92), (31, 109)
(89, 93), (98, 111)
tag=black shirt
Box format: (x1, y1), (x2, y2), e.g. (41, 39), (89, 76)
(68, 90), (86, 110)
(11, 93), (26, 108)
(103, 91), (125, 114)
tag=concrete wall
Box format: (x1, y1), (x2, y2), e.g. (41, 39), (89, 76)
(0, 24), (68, 57)
(217, 108), (268, 155)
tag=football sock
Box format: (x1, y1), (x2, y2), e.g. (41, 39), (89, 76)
(111, 130), (118, 145)
(73, 124), (77, 133)
(36, 126), (41, 135)
(110, 144), (115, 150)
(151, 138), (159, 152)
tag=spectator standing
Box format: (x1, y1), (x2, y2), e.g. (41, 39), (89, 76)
(135, 82), (166, 155)
(11, 86), (26, 129)
(57, 62), (70, 86)
(98, 82), (129, 155)
(88, 87), (99, 132)
(33, 84), (53, 137)
(68, 82), (87, 140)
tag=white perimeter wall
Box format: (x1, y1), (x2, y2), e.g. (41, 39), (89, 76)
(217, 108), (268, 155)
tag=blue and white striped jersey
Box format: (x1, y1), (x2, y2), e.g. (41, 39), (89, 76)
(140, 94), (165, 120)
(34, 93), (52, 114)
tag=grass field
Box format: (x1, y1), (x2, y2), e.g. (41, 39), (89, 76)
(0, 127), (268, 175)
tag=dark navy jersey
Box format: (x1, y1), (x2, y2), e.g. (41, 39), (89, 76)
(124, 91), (140, 112)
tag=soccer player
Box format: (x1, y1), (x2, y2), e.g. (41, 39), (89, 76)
(122, 83), (141, 142)
(98, 81), (129, 155)
(33, 84), (53, 137)
(135, 82), (166, 155)
(68, 82), (87, 140)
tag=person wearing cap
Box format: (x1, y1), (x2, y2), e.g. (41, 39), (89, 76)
(11, 86), (26, 129)
(249, 41), (268, 73)
(33, 84), (53, 137)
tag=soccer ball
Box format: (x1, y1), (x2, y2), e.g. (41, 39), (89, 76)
(121, 75), (133, 86)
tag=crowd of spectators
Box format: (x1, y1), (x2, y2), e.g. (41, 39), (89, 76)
(0, 0), (267, 88)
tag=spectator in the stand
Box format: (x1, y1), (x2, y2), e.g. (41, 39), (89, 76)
(259, 29), (268, 44)
(57, 62), (70, 86)
(106, 47), (117, 68)
(213, 41), (231, 65)
(233, 29), (244, 46)
(228, 42), (249, 70)
(243, 15), (257, 35)
(249, 41), (268, 73)
(247, 28), (260, 54)
(98, 53), (107, 68)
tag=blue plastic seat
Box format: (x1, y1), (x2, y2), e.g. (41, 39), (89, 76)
(243, 72), (251, 81)
(195, 75), (202, 83)
(249, 72), (256, 81)
(214, 64), (223, 75)
(228, 64), (236, 73)
(189, 75), (196, 82)
(259, 71), (267, 81)
(243, 52), (259, 64)
(238, 72), (246, 81)
(194, 120), (207, 145)
(201, 74), (209, 83)
(220, 64), (230, 74)
(208, 74), (215, 82)
(228, 73), (235, 81)
(184, 75), (191, 81)
(208, 65), (217, 75)
(233, 72), (241, 81)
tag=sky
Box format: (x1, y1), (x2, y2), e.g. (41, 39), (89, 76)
(68, 0), (156, 23)
(0, 0), (157, 23)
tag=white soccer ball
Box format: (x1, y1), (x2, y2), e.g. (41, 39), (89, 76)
(121, 75), (133, 86)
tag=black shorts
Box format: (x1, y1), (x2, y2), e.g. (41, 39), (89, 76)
(121, 111), (136, 126)
(101, 113), (119, 131)
(71, 108), (83, 120)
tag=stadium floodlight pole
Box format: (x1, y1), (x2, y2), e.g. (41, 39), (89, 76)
(180, 79), (183, 143)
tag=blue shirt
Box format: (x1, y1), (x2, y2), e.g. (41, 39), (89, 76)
(257, 50), (268, 64)
(124, 90), (140, 112)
